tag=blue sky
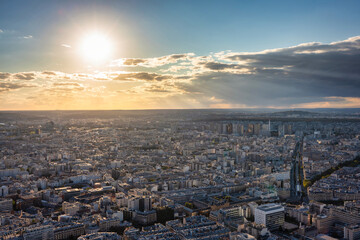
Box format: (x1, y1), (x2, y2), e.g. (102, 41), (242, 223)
(0, 0), (360, 109)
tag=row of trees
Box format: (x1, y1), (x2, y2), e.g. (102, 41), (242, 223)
(303, 156), (360, 188)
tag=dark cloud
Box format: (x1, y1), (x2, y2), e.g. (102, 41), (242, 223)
(175, 76), (192, 80)
(42, 71), (56, 75)
(176, 36), (360, 107)
(165, 54), (189, 60)
(202, 62), (252, 71)
(0, 72), (11, 80)
(225, 37), (360, 78)
(14, 72), (36, 80)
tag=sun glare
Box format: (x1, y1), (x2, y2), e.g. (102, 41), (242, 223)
(80, 32), (113, 64)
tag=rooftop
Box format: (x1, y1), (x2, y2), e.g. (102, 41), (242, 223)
(257, 203), (284, 212)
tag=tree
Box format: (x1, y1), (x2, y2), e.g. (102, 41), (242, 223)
(185, 202), (195, 209)
(111, 169), (121, 180)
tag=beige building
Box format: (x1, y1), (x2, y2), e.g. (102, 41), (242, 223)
(54, 224), (85, 240)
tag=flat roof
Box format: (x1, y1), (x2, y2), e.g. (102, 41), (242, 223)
(257, 203), (284, 212)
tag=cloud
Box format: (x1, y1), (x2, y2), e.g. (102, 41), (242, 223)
(53, 82), (82, 87)
(202, 62), (239, 70)
(201, 62), (253, 73)
(122, 59), (147, 66)
(171, 36), (360, 107)
(111, 53), (194, 68)
(0, 72), (11, 80)
(0, 82), (34, 92)
(14, 72), (36, 80)
(162, 65), (190, 73)
(0, 29), (3, 33)
(209, 96), (224, 103)
(42, 71), (57, 75)
(122, 81), (186, 97)
(113, 72), (171, 82)
(223, 37), (360, 77)
(0, 83), (22, 92)
(61, 44), (71, 48)
(142, 85), (173, 93)
(44, 82), (85, 94)
(23, 35), (33, 39)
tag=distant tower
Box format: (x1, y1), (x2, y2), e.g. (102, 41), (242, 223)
(268, 119), (271, 132)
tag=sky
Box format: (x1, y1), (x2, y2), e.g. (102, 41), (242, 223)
(0, 0), (360, 110)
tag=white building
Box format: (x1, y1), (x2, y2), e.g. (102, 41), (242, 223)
(255, 203), (284, 231)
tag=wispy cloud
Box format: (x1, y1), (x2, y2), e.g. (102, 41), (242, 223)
(23, 35), (33, 39)
(111, 53), (195, 68)
(61, 44), (71, 48)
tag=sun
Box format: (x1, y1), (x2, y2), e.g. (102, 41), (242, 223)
(79, 32), (113, 64)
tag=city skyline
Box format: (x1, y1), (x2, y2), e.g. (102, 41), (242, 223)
(1, 0), (360, 110)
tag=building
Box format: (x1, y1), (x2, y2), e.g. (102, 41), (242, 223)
(255, 203), (284, 231)
(133, 210), (157, 225)
(230, 232), (256, 240)
(78, 232), (121, 240)
(0, 198), (13, 212)
(0, 186), (9, 197)
(166, 215), (230, 239)
(23, 225), (54, 240)
(344, 225), (360, 240)
(212, 206), (245, 231)
(62, 202), (80, 216)
(128, 196), (152, 212)
(98, 218), (120, 231)
(54, 223), (85, 240)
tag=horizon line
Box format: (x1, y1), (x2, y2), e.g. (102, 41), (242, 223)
(1, 107), (360, 112)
